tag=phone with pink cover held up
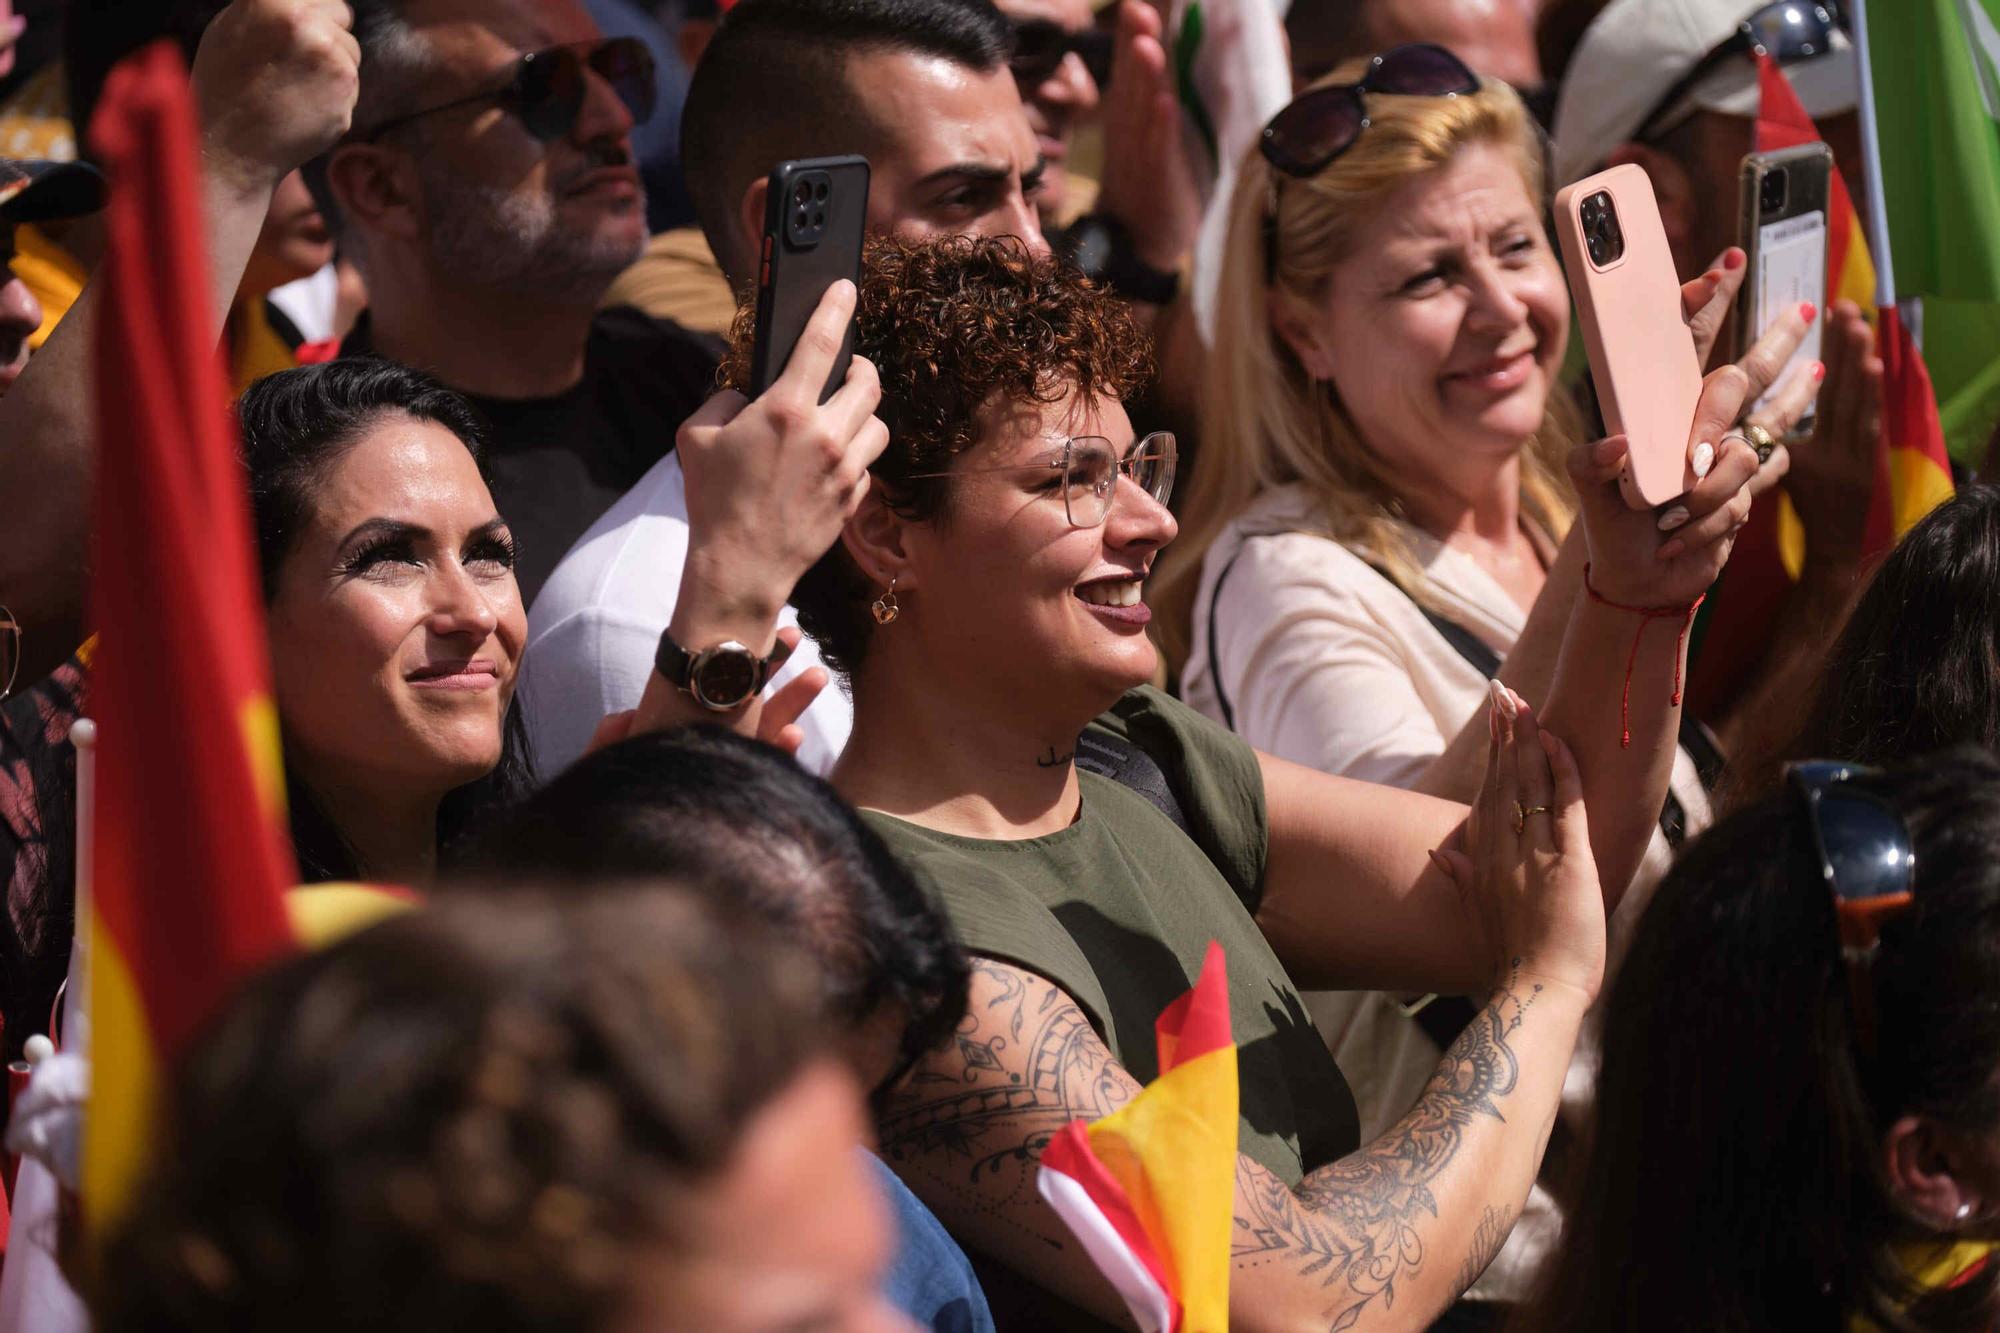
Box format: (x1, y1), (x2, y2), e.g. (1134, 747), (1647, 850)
(1555, 164), (1704, 510)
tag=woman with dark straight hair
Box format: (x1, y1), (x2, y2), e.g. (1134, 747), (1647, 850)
(1518, 751), (2000, 1331)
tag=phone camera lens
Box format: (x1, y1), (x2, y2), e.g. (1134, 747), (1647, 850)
(794, 182), (811, 206)
(815, 182), (829, 202)
(1760, 167), (1788, 214)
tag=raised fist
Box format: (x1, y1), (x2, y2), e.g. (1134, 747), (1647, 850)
(192, 0), (360, 194)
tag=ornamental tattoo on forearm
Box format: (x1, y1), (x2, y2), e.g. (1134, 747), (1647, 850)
(878, 957), (1543, 1328)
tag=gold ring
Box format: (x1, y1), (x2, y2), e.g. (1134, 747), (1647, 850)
(1740, 422), (1777, 465)
(1512, 802), (1552, 835)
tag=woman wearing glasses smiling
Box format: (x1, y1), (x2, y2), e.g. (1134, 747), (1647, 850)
(774, 233), (1765, 1329)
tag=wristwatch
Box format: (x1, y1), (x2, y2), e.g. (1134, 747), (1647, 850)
(654, 628), (796, 712)
(1059, 212), (1181, 306)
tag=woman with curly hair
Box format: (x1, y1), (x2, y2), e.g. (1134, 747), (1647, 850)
(93, 887), (917, 1333)
(725, 232), (1766, 1330)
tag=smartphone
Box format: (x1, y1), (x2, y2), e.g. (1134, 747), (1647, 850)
(749, 155), (870, 402)
(1735, 142), (1832, 423)
(1555, 164), (1706, 510)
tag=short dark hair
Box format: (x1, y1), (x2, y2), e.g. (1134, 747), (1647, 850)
(463, 726), (969, 1098)
(235, 360), (529, 882)
(680, 0), (1011, 282)
(1521, 750), (2000, 1331)
(94, 888), (826, 1333)
(732, 234), (1151, 677)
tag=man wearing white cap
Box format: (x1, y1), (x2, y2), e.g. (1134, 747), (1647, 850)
(1552, 0), (1864, 284)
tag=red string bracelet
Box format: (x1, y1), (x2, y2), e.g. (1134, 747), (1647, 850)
(1583, 563), (1705, 748)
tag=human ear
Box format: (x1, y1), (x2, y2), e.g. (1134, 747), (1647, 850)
(1603, 142), (1697, 253)
(324, 143), (423, 244)
(1885, 1114), (1983, 1227)
(1268, 288), (1336, 381)
(730, 177), (769, 291)
(839, 481), (915, 591)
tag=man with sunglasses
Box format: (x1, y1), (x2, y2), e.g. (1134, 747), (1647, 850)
(312, 1), (728, 605)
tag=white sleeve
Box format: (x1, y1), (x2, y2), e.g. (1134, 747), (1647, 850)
(1209, 539), (1451, 788)
(517, 608), (663, 780)
(765, 613), (852, 779)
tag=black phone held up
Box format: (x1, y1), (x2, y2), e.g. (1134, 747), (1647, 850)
(749, 155), (870, 403)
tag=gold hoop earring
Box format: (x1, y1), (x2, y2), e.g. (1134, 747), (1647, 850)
(871, 575), (900, 625)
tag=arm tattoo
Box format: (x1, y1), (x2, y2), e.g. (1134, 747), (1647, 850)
(879, 959), (1136, 1246)
(1233, 964), (1543, 1329)
(1452, 1205), (1513, 1294)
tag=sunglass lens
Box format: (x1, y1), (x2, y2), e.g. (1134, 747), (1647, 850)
(1746, 1), (1839, 60)
(1009, 20), (1068, 84)
(1818, 791), (1916, 902)
(1369, 43), (1480, 96)
(593, 37), (659, 122)
(1075, 29), (1114, 87)
(1262, 86), (1365, 175)
(517, 47), (586, 141)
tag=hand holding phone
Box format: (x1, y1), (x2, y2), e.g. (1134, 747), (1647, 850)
(1735, 143), (1832, 424)
(750, 155), (870, 402)
(1555, 165), (1706, 510)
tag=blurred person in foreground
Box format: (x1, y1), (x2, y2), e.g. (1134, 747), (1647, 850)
(754, 232), (1756, 1329)
(467, 725), (993, 1333)
(1553, 0), (1886, 742)
(0, 154), (99, 398)
(93, 888), (918, 1333)
(1519, 751), (2000, 1331)
(0, 0), (360, 686)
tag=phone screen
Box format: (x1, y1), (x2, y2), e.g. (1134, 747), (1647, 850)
(1749, 209), (1826, 422)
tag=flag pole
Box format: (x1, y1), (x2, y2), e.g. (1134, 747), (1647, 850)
(66, 718), (95, 1053)
(1849, 0), (1901, 311)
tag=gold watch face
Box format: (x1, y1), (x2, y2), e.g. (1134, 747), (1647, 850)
(690, 644), (760, 710)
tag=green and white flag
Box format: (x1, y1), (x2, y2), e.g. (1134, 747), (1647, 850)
(1867, 0), (2000, 303)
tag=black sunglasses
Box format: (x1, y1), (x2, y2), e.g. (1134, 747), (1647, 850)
(1634, 1), (1845, 142)
(1786, 760), (1917, 1059)
(359, 37), (658, 144)
(1008, 18), (1114, 90)
(1259, 42), (1480, 179)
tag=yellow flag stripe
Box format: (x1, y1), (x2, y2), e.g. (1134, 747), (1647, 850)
(82, 911), (162, 1239)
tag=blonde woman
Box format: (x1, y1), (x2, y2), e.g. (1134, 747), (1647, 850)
(1152, 45), (1820, 1305)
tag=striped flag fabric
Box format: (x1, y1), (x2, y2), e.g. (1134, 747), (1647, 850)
(1687, 54), (1954, 715)
(81, 39), (298, 1239)
(1037, 941), (1237, 1333)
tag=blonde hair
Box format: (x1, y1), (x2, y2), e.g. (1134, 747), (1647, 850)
(1154, 70), (1579, 672)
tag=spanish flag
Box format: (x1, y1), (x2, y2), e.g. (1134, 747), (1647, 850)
(1687, 55), (1955, 715)
(81, 41), (297, 1236)
(1038, 941), (1236, 1333)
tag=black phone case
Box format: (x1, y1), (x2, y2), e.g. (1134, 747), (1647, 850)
(1733, 142), (1834, 362)
(749, 155), (870, 403)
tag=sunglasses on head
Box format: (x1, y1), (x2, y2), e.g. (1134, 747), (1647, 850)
(359, 37), (658, 144)
(1634, 0), (1845, 142)
(1786, 760), (1917, 1060)
(1258, 42), (1480, 179)
(1008, 18), (1114, 90)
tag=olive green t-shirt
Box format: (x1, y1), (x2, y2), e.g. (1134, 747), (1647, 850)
(863, 686), (1361, 1188)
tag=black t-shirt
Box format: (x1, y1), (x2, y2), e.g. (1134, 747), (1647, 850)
(339, 306), (723, 603)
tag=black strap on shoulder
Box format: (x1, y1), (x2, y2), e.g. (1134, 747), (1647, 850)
(1204, 540), (1254, 732)
(1074, 729), (1192, 838)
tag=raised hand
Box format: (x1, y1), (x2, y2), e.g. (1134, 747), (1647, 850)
(1433, 682), (1603, 1001)
(1781, 300), (1882, 562)
(191, 0), (360, 195)
(676, 280), (889, 636)
(1092, 1), (1201, 274)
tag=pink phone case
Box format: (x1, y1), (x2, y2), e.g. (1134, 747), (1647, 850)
(1554, 165), (1704, 510)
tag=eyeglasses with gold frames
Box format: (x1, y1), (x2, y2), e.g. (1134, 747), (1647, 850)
(905, 431), (1177, 529)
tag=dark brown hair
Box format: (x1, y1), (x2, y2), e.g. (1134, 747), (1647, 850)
(94, 887), (825, 1333)
(724, 234), (1152, 675)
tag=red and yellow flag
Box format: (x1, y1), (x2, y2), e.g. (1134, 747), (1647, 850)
(1038, 941), (1237, 1333)
(82, 41), (297, 1235)
(1688, 55), (1955, 715)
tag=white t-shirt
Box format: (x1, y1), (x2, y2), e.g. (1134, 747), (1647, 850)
(519, 451), (853, 780)
(1183, 482), (1711, 1301)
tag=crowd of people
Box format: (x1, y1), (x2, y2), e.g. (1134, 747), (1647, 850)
(0, 0), (1994, 1328)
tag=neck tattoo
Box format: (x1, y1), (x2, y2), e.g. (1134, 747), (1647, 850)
(1036, 746), (1074, 768)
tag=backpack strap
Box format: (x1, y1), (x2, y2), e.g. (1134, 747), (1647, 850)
(1074, 729), (1193, 838)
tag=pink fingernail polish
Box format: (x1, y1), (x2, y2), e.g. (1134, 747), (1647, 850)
(1812, 361), (1826, 382)
(1800, 301), (1817, 322)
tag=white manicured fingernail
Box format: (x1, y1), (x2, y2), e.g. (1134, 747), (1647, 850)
(1491, 678), (1519, 719)
(1692, 441), (1715, 478)
(1657, 506), (1690, 532)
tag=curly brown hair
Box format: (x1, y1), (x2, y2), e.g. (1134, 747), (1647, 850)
(93, 887), (823, 1333)
(721, 234), (1154, 675)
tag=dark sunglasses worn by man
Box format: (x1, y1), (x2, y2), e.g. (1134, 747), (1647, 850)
(358, 37), (658, 144)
